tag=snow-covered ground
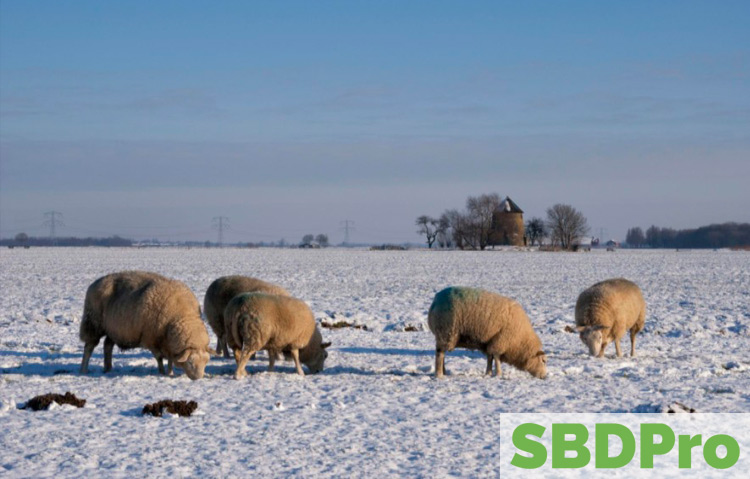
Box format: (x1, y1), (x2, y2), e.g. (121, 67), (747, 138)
(1, 247), (749, 477)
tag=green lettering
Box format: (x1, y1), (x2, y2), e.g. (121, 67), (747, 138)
(703, 434), (740, 470)
(678, 434), (702, 469)
(511, 423), (547, 469)
(596, 423), (635, 468)
(552, 423), (590, 468)
(640, 423), (676, 468)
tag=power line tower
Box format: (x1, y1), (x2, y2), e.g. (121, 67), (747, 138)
(340, 220), (355, 245)
(212, 216), (230, 247)
(43, 211), (64, 245)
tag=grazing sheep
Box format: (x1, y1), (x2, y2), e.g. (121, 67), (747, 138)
(574, 278), (646, 358)
(79, 271), (211, 380)
(427, 287), (547, 379)
(224, 292), (330, 378)
(204, 276), (290, 358)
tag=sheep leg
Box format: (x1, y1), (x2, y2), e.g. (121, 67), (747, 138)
(630, 330), (637, 357)
(103, 337), (114, 372)
(485, 355), (493, 375)
(435, 349), (445, 378)
(234, 348), (255, 379)
(493, 355), (502, 378)
(167, 359), (174, 376)
(156, 356), (166, 375)
(598, 340), (609, 358)
(290, 349), (305, 376)
(614, 339), (623, 358)
(80, 340), (99, 374)
(268, 352), (276, 372)
(216, 336), (230, 358)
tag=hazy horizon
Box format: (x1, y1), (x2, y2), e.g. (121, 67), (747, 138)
(2, 1), (748, 244)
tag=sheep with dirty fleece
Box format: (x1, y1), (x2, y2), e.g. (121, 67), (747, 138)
(575, 278), (646, 358)
(427, 287), (547, 379)
(224, 292), (330, 378)
(79, 271), (211, 380)
(204, 275), (290, 358)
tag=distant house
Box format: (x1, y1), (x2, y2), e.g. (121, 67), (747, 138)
(490, 197), (526, 247)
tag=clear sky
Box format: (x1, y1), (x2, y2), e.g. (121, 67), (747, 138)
(1, 0), (748, 244)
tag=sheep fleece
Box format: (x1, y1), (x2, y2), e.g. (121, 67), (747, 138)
(225, 292), (321, 365)
(428, 287), (545, 373)
(80, 271), (209, 362)
(575, 278), (646, 345)
(203, 275), (290, 349)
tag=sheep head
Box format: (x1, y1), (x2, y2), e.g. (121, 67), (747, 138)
(525, 350), (548, 379)
(175, 348), (210, 380)
(578, 325), (606, 356)
(304, 341), (331, 374)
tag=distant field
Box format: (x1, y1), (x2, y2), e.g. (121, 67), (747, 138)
(1, 248), (749, 476)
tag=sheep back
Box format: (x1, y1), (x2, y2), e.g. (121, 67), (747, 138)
(80, 271), (210, 377)
(428, 287), (546, 377)
(225, 292), (314, 355)
(575, 278), (646, 341)
(203, 275), (290, 345)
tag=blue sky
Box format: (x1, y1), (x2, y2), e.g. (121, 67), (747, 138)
(1, 1), (748, 243)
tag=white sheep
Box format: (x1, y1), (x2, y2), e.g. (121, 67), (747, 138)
(427, 287), (547, 379)
(204, 275), (290, 357)
(224, 292), (330, 378)
(79, 271), (211, 380)
(574, 278), (646, 358)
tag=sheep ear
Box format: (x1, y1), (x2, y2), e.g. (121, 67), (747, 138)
(176, 350), (191, 363)
(535, 351), (546, 357)
(321, 342), (332, 349)
(575, 326), (586, 332)
(564, 325), (578, 333)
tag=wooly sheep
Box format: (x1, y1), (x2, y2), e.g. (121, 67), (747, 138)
(224, 292), (331, 378)
(427, 287), (547, 379)
(203, 275), (290, 358)
(574, 278), (646, 358)
(79, 271), (211, 380)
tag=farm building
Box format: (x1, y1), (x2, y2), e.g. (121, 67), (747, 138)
(490, 196), (526, 246)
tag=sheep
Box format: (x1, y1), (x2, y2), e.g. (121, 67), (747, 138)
(224, 292), (331, 378)
(574, 278), (646, 358)
(427, 287), (547, 379)
(203, 275), (290, 358)
(79, 271), (211, 380)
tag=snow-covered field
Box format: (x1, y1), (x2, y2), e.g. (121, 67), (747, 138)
(1, 247), (749, 477)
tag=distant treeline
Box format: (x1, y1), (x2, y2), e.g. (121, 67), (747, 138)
(2, 236), (134, 247)
(625, 222), (750, 249)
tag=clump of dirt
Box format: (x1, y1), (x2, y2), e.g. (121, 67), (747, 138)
(666, 401), (696, 413)
(23, 392), (86, 411)
(142, 400), (198, 417)
(321, 320), (368, 331)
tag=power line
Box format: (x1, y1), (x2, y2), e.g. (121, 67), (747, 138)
(212, 216), (230, 246)
(340, 219), (355, 245)
(43, 211), (64, 245)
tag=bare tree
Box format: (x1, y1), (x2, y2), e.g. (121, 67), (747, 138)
(436, 213), (452, 248)
(525, 217), (546, 246)
(546, 204), (589, 250)
(416, 215), (440, 248)
(466, 193), (502, 250)
(315, 234), (329, 247)
(626, 227), (645, 248)
(14, 232), (29, 245)
(301, 234), (314, 245)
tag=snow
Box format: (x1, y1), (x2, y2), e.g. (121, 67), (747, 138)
(1, 247), (749, 476)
